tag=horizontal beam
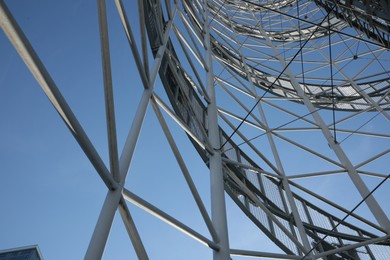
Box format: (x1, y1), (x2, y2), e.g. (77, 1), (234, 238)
(230, 249), (302, 259)
(313, 235), (390, 259)
(286, 170), (346, 180)
(289, 181), (385, 233)
(221, 157), (282, 180)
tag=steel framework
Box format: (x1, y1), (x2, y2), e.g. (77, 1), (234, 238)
(1, 0), (390, 259)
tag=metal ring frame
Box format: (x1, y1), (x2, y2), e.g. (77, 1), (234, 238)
(1, 0), (390, 259)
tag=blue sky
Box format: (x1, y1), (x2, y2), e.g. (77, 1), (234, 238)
(0, 1), (249, 258)
(1, 0), (389, 259)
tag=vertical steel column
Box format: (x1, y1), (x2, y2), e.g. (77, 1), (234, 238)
(202, 1), (230, 259)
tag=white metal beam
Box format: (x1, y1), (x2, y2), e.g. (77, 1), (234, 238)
(98, 0), (121, 182)
(0, 0), (117, 190)
(122, 188), (220, 251)
(203, 1), (231, 259)
(151, 96), (220, 243)
(247, 4), (390, 233)
(230, 249), (303, 259)
(118, 198), (149, 260)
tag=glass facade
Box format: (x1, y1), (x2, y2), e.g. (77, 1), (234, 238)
(0, 246), (42, 260)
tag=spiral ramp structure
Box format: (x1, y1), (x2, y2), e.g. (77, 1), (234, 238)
(1, 0), (390, 259)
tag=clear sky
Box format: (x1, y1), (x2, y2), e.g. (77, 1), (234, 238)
(1, 0), (389, 259)
(0, 1), (246, 259)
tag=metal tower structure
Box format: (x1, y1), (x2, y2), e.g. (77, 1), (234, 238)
(1, 0), (390, 259)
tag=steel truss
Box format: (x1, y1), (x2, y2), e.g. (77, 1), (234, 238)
(1, 0), (390, 259)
